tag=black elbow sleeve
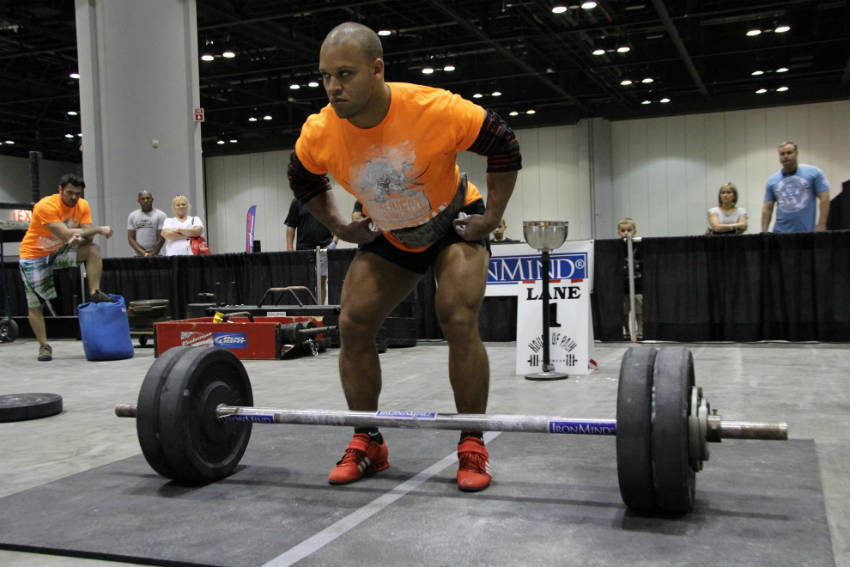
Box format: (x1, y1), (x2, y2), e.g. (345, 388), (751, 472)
(466, 110), (522, 173)
(288, 152), (331, 204)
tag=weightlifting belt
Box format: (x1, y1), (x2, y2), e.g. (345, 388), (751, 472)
(388, 174), (468, 249)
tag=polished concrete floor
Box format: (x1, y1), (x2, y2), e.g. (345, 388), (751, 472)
(0, 338), (847, 567)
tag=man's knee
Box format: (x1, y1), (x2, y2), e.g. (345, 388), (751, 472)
(77, 242), (101, 261)
(438, 304), (479, 342)
(338, 309), (382, 347)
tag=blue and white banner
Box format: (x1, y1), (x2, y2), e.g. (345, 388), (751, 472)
(485, 240), (594, 376)
(486, 241), (594, 297)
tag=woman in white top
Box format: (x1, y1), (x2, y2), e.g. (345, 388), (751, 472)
(161, 195), (204, 255)
(706, 182), (747, 235)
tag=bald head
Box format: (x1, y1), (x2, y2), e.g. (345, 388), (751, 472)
(322, 22), (383, 62)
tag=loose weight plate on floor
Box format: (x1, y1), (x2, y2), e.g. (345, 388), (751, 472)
(0, 393), (62, 422)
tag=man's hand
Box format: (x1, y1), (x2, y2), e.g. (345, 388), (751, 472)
(453, 212), (497, 241)
(100, 226), (114, 238)
(336, 217), (381, 244)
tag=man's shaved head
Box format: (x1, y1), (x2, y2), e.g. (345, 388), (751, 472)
(322, 22), (383, 62)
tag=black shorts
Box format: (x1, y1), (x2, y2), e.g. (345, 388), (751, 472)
(359, 199), (491, 274)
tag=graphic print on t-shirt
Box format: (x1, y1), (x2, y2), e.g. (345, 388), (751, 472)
(776, 176), (811, 213)
(350, 141), (433, 230)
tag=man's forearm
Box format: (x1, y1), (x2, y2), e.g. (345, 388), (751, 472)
(483, 171), (518, 227)
(152, 236), (164, 255)
(302, 192), (349, 235)
(761, 204), (773, 232)
(816, 193), (830, 230)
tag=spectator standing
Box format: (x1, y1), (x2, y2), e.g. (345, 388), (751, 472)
(285, 198), (337, 304)
(618, 217), (642, 339)
(127, 190), (166, 256)
(18, 173), (115, 361)
(161, 195), (204, 256)
(762, 141), (830, 232)
(706, 183), (747, 235)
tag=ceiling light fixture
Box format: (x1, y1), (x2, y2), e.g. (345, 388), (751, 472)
(776, 86), (789, 92)
(526, 109), (536, 115)
(216, 140), (225, 145)
(248, 116), (258, 122)
(443, 64), (455, 72)
(263, 115), (272, 120)
(755, 88), (768, 94)
(776, 67), (789, 73)
(222, 50), (235, 59)
(422, 67), (434, 74)
(617, 46), (631, 53)
(641, 100), (651, 105)
(67, 110), (78, 116)
(308, 81), (320, 87)
(377, 29), (392, 36)
(620, 79), (632, 86)
(751, 70), (764, 76)
(552, 6), (567, 14)
(64, 133), (74, 139)
(641, 77), (653, 84)
(5, 140), (14, 144)
(659, 97), (670, 103)
(774, 25), (790, 33)
(581, 1), (597, 9)
(491, 91), (502, 96)
(592, 48), (606, 56)
(201, 54), (215, 62)
(290, 83), (300, 90)
(746, 29), (762, 37)
(69, 72), (80, 79)
(77, 133), (82, 137)
(229, 139), (238, 143)
(509, 111), (519, 116)
(472, 93), (484, 98)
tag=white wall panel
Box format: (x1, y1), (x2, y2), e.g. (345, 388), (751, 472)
(204, 100), (849, 250)
(612, 100), (850, 237)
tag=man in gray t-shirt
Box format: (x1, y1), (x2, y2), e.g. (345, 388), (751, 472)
(127, 190), (167, 256)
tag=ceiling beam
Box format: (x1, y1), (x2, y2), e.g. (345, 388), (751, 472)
(422, 0), (585, 109)
(650, 0), (711, 100)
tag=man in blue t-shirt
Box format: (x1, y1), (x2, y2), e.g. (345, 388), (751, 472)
(762, 141), (831, 233)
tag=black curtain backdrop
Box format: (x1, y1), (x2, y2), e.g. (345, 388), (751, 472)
(3, 231), (848, 342)
(642, 230), (850, 341)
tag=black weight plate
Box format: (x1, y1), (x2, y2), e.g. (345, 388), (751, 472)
(0, 393), (62, 422)
(136, 346), (193, 479)
(0, 318), (19, 343)
(616, 346), (658, 513)
(651, 346), (696, 514)
(157, 347), (253, 483)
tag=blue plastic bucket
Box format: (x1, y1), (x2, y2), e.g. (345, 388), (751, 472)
(78, 294), (134, 361)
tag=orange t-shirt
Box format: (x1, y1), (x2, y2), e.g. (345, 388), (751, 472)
(295, 82), (486, 251)
(19, 193), (93, 259)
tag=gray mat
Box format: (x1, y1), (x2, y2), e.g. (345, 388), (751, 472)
(0, 429), (834, 567)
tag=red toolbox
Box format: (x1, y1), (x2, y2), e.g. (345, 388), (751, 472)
(154, 315), (330, 359)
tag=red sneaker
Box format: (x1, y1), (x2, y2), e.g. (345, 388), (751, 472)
(328, 433), (389, 485)
(457, 436), (492, 492)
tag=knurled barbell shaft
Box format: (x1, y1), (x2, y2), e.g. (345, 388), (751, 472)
(114, 404), (787, 440)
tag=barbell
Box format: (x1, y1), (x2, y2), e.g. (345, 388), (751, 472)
(115, 345), (787, 515)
